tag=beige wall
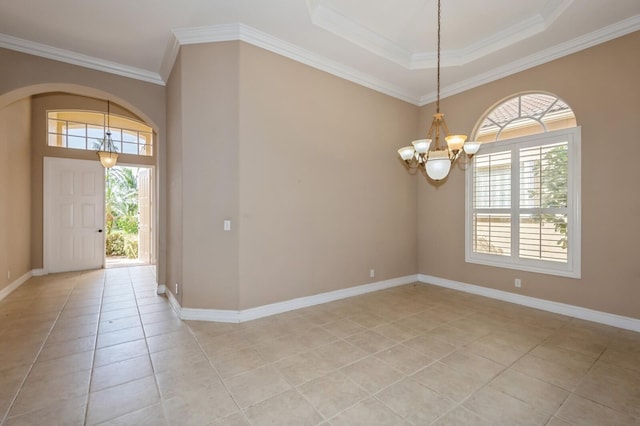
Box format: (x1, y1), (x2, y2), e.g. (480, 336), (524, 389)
(166, 41), (418, 310)
(0, 47), (167, 285)
(237, 43), (418, 309)
(168, 43), (241, 310)
(417, 31), (640, 319)
(166, 52), (184, 306)
(0, 99), (32, 292)
(2, 31), (637, 320)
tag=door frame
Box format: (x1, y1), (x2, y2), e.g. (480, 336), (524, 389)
(43, 157), (106, 273)
(105, 161), (157, 266)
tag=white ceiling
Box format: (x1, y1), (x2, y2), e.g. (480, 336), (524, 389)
(0, 0), (638, 105)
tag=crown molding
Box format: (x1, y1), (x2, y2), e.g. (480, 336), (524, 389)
(308, 0), (573, 69)
(160, 34), (181, 82)
(3, 7), (636, 107)
(0, 33), (164, 86)
(170, 23), (420, 105)
(418, 14), (640, 106)
(307, 0), (412, 68)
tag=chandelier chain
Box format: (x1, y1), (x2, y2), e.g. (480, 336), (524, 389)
(396, 0), (478, 181)
(436, 0), (441, 114)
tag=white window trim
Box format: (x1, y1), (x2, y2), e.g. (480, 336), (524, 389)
(465, 127), (581, 278)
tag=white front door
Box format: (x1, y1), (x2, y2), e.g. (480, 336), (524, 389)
(44, 157), (105, 273)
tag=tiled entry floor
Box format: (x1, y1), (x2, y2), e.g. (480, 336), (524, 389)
(0, 267), (639, 425)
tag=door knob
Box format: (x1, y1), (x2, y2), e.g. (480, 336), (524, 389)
(98, 229), (103, 233)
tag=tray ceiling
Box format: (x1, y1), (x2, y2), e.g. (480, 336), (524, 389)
(0, 0), (638, 105)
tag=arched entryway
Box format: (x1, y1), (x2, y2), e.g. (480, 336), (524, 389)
(0, 84), (161, 281)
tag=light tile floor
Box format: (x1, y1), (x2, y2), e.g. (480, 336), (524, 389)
(0, 266), (639, 425)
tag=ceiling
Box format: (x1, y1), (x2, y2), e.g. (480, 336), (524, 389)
(1, 0), (638, 105)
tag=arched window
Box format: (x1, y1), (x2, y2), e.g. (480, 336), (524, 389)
(47, 110), (153, 156)
(466, 93), (581, 278)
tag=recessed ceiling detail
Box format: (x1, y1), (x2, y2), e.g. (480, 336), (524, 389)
(306, 0), (574, 68)
(0, 0), (638, 105)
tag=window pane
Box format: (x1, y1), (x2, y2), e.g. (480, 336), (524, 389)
(498, 118), (544, 141)
(519, 214), (568, 262)
(67, 135), (87, 150)
(122, 129), (138, 143)
(473, 151), (511, 208)
(48, 119), (66, 135)
(108, 128), (122, 142)
(139, 131), (152, 145)
(122, 142), (138, 155)
(47, 111), (153, 156)
(48, 133), (65, 147)
(139, 144), (153, 156)
(520, 142), (568, 209)
(67, 123), (86, 138)
(473, 213), (511, 256)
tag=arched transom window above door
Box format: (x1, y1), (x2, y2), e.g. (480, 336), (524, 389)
(47, 110), (153, 156)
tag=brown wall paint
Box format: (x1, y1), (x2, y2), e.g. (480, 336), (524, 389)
(166, 51), (184, 306)
(417, 32), (640, 319)
(0, 99), (32, 292)
(1, 32), (638, 319)
(237, 43), (419, 309)
(166, 41), (418, 310)
(0, 47), (167, 285)
(168, 43), (241, 310)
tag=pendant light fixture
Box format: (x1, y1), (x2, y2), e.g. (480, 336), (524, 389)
(97, 100), (118, 169)
(397, 0), (480, 181)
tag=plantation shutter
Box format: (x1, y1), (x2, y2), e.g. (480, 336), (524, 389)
(518, 142), (569, 262)
(472, 150), (512, 256)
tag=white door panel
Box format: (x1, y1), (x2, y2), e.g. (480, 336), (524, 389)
(45, 157), (105, 273)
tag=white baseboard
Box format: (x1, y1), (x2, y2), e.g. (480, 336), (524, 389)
(156, 284), (166, 295)
(172, 274), (419, 323)
(163, 272), (640, 332)
(32, 269), (46, 276)
(165, 289), (182, 317)
(0, 270), (33, 302)
(418, 274), (640, 333)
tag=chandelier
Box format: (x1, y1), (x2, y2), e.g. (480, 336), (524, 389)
(96, 100), (118, 169)
(397, 0), (480, 181)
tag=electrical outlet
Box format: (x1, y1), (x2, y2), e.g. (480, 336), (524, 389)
(175, 283), (179, 295)
(515, 278), (522, 288)
(370, 269), (375, 278)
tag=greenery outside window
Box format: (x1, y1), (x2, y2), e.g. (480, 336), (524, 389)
(466, 93), (581, 278)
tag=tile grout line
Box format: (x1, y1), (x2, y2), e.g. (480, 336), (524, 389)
(1, 273), (97, 425)
(183, 316), (251, 424)
(129, 267), (172, 425)
(82, 270), (108, 426)
(86, 268), (167, 424)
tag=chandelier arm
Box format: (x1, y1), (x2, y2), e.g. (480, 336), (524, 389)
(426, 119), (437, 140)
(396, 0), (475, 182)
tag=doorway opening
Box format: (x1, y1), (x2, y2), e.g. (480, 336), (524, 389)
(105, 165), (153, 268)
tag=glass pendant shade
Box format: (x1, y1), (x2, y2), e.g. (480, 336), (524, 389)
(445, 134), (467, 151)
(464, 141), (481, 155)
(98, 151), (118, 169)
(97, 102), (118, 169)
(412, 139), (431, 154)
(425, 150), (451, 181)
(395, 0), (480, 182)
(397, 146), (415, 161)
